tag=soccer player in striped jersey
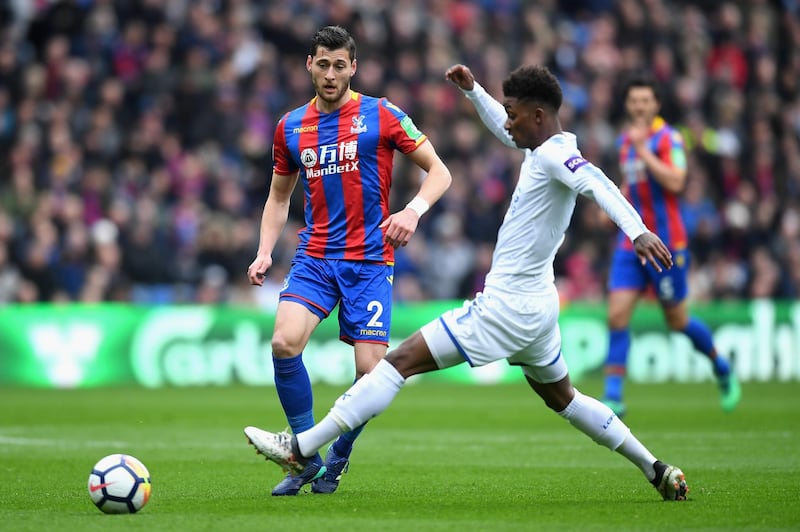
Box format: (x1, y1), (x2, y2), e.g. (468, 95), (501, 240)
(601, 76), (740, 417)
(244, 64), (689, 501)
(246, 26), (452, 496)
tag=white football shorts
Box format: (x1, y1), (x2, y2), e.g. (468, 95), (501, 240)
(419, 284), (568, 383)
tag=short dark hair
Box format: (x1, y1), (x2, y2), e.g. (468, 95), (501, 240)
(502, 65), (562, 112)
(621, 74), (660, 102)
(310, 26), (356, 61)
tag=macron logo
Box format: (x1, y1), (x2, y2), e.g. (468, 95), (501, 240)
(564, 156), (588, 173)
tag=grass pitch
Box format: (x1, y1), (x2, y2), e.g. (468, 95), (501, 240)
(1, 378), (798, 531)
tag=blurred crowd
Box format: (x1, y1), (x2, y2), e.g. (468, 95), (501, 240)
(0, 0), (798, 307)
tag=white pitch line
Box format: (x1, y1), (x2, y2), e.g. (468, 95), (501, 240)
(0, 434), (244, 451)
(0, 435), (129, 448)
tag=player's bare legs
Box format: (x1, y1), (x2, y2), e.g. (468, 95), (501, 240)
(354, 342), (386, 378)
(383, 331), (440, 377)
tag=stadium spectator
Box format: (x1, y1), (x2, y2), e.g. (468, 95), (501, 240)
(0, 0), (796, 304)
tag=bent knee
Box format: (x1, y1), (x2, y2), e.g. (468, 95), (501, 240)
(607, 291), (638, 329)
(663, 310), (689, 331)
(384, 332), (436, 378)
(384, 346), (413, 376)
(525, 375), (574, 412)
(355, 348), (386, 377)
(271, 330), (304, 358)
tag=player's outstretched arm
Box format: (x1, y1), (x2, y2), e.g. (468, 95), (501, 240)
(633, 232), (673, 272)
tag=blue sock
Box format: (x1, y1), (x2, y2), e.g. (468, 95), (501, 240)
(681, 317), (730, 376)
(331, 423), (365, 459)
(604, 329), (631, 402)
(273, 354), (315, 434)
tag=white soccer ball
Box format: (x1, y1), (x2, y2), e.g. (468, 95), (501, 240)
(88, 454), (152, 514)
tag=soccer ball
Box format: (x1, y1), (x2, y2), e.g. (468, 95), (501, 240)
(88, 454), (152, 514)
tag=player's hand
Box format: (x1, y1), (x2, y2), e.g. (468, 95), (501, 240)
(247, 255), (272, 286)
(445, 64), (475, 91)
(379, 208), (420, 249)
(633, 232), (672, 272)
(627, 123), (649, 150)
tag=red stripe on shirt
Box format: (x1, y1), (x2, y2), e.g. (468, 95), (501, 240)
(665, 193), (687, 248)
(377, 104), (395, 263)
(302, 107), (328, 256)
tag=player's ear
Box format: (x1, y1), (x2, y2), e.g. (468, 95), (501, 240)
(306, 55), (312, 72)
(350, 58), (357, 77)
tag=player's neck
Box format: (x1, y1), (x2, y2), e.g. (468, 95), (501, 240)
(315, 89), (353, 114)
(543, 121), (563, 142)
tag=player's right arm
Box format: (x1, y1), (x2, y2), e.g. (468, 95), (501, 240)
(247, 170), (299, 286)
(445, 64), (518, 149)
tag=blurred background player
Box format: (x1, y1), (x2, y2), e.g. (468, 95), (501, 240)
(246, 25), (452, 495)
(601, 76), (741, 417)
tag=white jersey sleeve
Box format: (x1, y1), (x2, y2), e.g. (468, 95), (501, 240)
(539, 140), (648, 243)
(462, 82), (518, 149)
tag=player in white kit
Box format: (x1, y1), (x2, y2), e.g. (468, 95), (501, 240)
(244, 64), (689, 501)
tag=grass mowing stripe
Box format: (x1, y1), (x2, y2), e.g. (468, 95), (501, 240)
(1, 380), (798, 531)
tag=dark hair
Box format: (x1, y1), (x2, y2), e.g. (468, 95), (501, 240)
(310, 26), (356, 61)
(502, 65), (562, 112)
(621, 74), (660, 102)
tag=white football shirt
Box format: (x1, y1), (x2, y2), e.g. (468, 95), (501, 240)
(464, 82), (648, 294)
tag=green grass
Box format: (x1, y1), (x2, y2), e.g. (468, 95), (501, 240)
(1, 379), (799, 531)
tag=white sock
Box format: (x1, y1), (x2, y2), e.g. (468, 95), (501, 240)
(557, 389), (630, 450)
(296, 416), (342, 458)
(557, 389), (657, 481)
(616, 434), (658, 482)
(296, 359), (405, 457)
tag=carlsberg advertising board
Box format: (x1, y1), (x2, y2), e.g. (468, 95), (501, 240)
(0, 300), (798, 388)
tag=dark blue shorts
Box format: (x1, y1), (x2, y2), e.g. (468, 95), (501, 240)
(607, 247), (689, 305)
(280, 253), (394, 345)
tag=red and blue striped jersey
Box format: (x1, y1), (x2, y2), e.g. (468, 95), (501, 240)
(272, 91), (427, 263)
(616, 116), (688, 251)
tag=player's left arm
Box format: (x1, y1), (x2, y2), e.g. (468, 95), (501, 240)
(380, 140), (452, 248)
(631, 126), (687, 194)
